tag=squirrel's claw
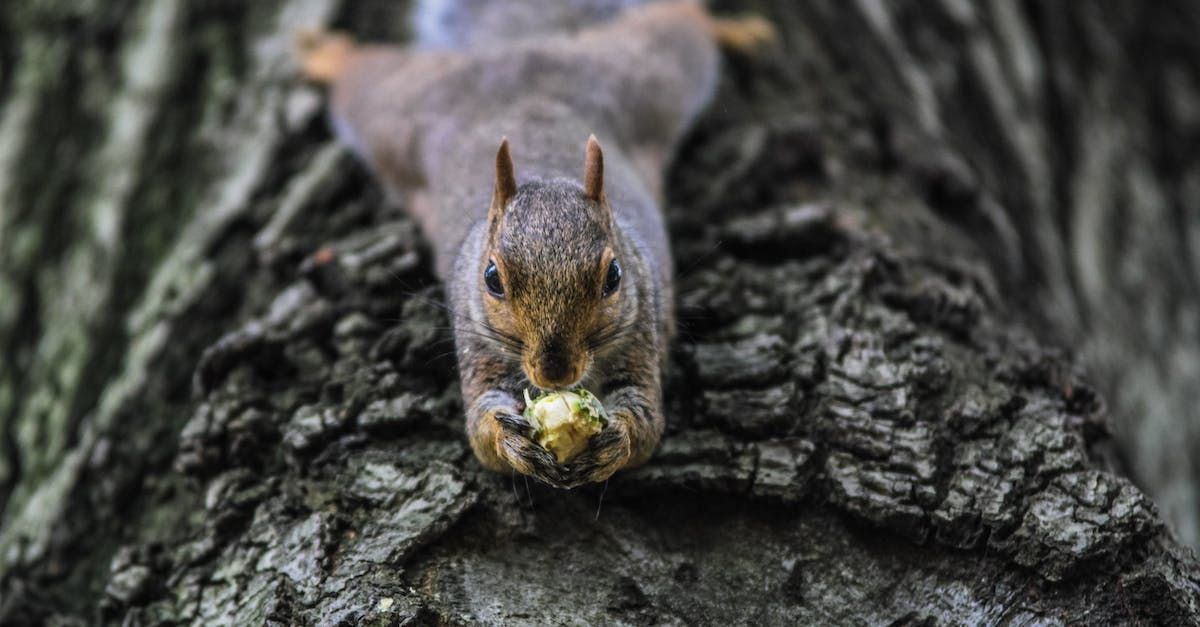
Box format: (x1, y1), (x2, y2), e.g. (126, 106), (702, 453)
(494, 409), (631, 489)
(495, 411), (533, 436)
(565, 419), (632, 486)
(495, 411), (570, 487)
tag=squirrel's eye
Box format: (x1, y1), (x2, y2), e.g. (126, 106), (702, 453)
(484, 260), (504, 297)
(603, 259), (621, 297)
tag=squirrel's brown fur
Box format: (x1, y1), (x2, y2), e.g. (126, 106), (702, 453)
(300, 1), (773, 487)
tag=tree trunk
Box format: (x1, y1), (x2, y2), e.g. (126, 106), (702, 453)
(1, 0), (1198, 624)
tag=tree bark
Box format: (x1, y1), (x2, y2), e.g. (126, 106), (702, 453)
(1, 0), (1198, 624)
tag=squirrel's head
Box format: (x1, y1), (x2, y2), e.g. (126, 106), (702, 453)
(479, 136), (634, 390)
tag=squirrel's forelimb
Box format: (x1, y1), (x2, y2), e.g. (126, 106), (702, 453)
(642, 1), (777, 55)
(468, 393), (571, 488)
(707, 14), (777, 55)
(567, 382), (664, 485)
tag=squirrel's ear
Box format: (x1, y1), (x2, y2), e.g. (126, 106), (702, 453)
(583, 134), (604, 202)
(490, 138), (517, 223)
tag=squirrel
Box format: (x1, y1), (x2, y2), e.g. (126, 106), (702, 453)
(298, 1), (773, 488)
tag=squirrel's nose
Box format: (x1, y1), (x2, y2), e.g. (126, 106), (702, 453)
(539, 352), (572, 386)
(532, 339), (578, 389)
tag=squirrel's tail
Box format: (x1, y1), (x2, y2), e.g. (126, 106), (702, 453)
(296, 30), (356, 83)
(412, 0), (652, 49)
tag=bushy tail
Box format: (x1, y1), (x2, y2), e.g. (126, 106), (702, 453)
(295, 30), (356, 83)
(412, 0), (653, 49)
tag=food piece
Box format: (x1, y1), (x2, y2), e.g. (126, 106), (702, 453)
(522, 389), (610, 463)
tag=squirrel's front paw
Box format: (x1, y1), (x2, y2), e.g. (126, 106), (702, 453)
(494, 411), (569, 488)
(565, 419), (632, 487)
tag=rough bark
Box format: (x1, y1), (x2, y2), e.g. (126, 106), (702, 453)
(0, 0), (1198, 625)
(779, 0), (1200, 551)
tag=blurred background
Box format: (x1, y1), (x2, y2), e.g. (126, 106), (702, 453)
(0, 0), (1197, 594)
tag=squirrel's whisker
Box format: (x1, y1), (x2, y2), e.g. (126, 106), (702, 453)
(393, 286), (527, 355)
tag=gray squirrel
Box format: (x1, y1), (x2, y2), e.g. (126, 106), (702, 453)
(299, 0), (772, 488)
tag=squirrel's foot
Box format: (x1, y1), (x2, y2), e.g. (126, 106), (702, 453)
(565, 418), (632, 486)
(296, 29), (356, 83)
(494, 411), (570, 488)
(710, 14), (777, 55)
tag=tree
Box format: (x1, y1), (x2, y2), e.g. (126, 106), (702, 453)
(1, 0), (1197, 623)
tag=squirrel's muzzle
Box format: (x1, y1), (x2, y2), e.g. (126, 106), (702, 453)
(527, 338), (582, 390)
